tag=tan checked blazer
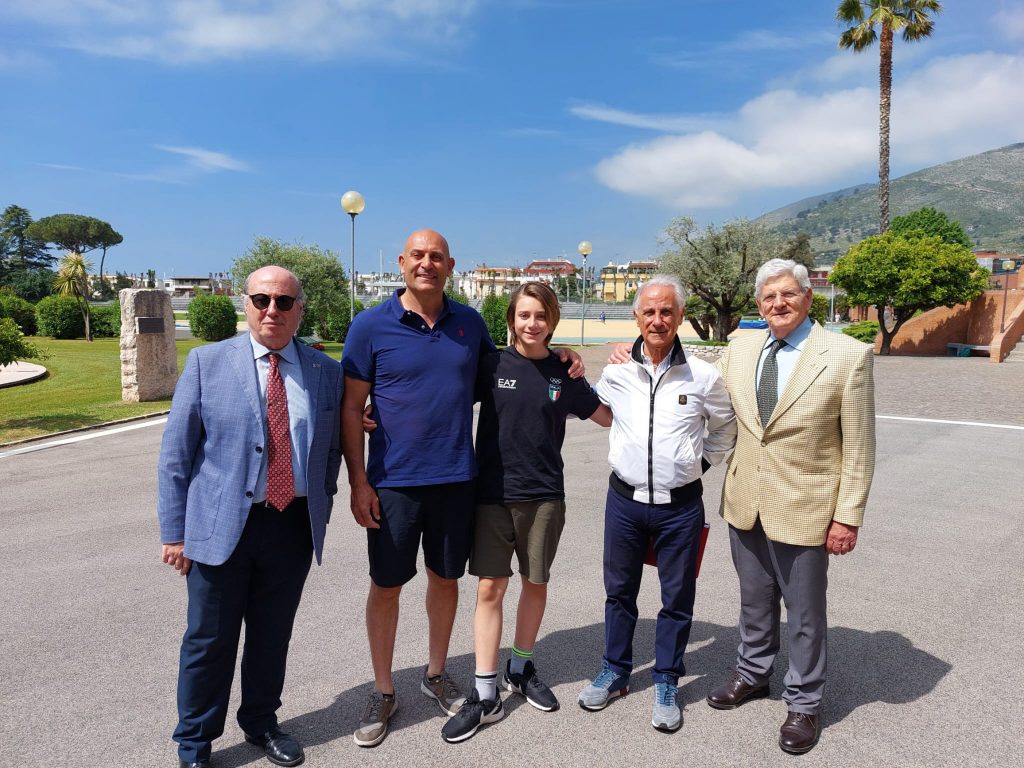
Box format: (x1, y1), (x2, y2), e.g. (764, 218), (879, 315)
(716, 322), (876, 546)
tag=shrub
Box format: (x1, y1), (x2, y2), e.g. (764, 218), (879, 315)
(35, 294), (85, 339)
(481, 293), (511, 347)
(187, 293), (238, 342)
(842, 320), (880, 344)
(0, 293), (38, 335)
(324, 298), (365, 343)
(0, 317), (46, 366)
(810, 294), (828, 326)
(91, 302), (121, 338)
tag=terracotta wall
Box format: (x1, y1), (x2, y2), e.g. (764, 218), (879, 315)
(869, 289), (1024, 355)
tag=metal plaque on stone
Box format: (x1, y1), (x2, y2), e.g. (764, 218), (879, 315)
(136, 317), (165, 334)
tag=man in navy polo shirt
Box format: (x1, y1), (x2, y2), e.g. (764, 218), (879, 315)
(341, 229), (495, 747)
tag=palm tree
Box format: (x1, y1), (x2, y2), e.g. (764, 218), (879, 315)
(53, 252), (95, 341)
(837, 0), (942, 233)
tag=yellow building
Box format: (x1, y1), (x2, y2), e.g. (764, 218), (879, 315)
(598, 260), (657, 302)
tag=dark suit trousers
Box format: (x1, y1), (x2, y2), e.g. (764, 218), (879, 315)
(174, 501), (313, 762)
(729, 517), (828, 714)
(602, 486), (704, 685)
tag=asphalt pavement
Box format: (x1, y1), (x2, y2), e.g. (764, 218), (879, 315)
(1, 345), (1022, 767)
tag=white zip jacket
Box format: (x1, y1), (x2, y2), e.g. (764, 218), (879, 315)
(596, 337), (737, 504)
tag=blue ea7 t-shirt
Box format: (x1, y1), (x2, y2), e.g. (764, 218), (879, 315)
(341, 290), (495, 488)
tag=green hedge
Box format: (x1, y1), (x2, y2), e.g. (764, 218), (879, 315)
(36, 295), (85, 339)
(842, 320), (880, 344)
(187, 293), (238, 342)
(0, 293), (37, 336)
(91, 302), (121, 338)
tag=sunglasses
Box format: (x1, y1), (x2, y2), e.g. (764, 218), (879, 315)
(247, 293), (299, 311)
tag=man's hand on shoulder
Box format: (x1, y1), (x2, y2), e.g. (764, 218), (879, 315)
(161, 542), (192, 575)
(826, 521), (858, 555)
(553, 347), (585, 379)
(607, 343), (631, 364)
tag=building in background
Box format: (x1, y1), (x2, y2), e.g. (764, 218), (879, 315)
(597, 260), (657, 302)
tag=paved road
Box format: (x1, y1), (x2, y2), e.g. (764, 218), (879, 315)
(2, 347), (1022, 767)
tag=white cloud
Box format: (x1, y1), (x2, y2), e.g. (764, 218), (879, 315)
(993, 2), (1024, 41)
(155, 144), (251, 172)
(1, 0), (479, 63)
(38, 162), (87, 171)
(654, 27), (835, 71)
(588, 52), (1024, 209)
(570, 103), (725, 133)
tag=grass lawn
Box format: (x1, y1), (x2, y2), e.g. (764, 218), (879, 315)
(0, 336), (345, 445)
(0, 337), (205, 444)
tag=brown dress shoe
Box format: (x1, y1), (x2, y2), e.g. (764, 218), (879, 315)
(779, 711), (820, 754)
(706, 670), (769, 710)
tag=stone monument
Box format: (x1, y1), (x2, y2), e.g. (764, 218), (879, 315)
(120, 288), (178, 402)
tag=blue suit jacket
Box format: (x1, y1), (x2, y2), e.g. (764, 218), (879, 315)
(157, 333), (344, 566)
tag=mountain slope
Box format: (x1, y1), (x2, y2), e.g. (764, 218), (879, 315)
(763, 143), (1024, 262)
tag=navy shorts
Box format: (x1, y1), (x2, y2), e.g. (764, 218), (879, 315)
(368, 481), (475, 587)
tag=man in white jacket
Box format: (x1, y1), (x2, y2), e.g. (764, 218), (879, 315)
(577, 274), (736, 733)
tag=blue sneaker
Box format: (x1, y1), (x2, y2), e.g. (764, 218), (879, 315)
(577, 665), (630, 711)
(652, 682), (681, 732)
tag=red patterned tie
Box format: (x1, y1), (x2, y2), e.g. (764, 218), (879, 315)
(265, 353), (294, 511)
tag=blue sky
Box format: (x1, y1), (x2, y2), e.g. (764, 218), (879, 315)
(2, 0), (1022, 279)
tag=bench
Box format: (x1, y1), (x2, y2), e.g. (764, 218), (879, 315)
(946, 343), (991, 357)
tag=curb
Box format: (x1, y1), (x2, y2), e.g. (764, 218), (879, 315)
(0, 362), (48, 389)
(0, 410), (171, 449)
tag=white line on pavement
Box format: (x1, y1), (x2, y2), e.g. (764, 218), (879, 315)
(2, 413), (1020, 461)
(877, 414), (1024, 431)
(0, 417), (168, 459)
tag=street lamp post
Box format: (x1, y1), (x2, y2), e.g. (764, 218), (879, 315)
(341, 190), (365, 323)
(578, 240), (592, 346)
(1000, 259), (1016, 333)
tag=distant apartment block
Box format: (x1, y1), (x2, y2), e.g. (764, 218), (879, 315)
(597, 260), (657, 302)
(161, 273), (233, 297)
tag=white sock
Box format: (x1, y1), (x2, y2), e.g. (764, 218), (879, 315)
(475, 671), (497, 701)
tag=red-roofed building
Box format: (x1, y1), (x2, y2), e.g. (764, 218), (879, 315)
(524, 259), (575, 277)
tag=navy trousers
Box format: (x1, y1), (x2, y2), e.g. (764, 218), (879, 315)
(602, 485), (704, 685)
(174, 501), (313, 762)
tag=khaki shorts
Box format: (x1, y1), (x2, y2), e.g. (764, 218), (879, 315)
(469, 500), (566, 584)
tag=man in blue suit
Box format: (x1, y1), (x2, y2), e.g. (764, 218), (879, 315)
(158, 266), (344, 768)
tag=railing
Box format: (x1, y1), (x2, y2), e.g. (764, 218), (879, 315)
(990, 291), (1024, 363)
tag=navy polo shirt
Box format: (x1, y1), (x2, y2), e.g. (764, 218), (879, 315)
(342, 289), (495, 488)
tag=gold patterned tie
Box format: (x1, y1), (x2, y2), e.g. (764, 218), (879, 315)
(265, 353), (294, 511)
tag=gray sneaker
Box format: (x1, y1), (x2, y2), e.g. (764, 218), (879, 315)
(577, 665), (630, 711)
(353, 690), (398, 747)
(652, 682), (681, 732)
(420, 668), (467, 716)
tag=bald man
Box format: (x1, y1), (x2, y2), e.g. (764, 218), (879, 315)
(341, 230), (494, 746)
(159, 266), (344, 768)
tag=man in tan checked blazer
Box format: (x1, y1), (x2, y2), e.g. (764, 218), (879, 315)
(706, 258), (875, 755)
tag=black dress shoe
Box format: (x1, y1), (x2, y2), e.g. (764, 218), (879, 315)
(179, 760), (210, 768)
(244, 727), (305, 767)
(706, 669), (769, 710)
(779, 711), (821, 754)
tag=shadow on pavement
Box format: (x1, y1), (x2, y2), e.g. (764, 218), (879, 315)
(207, 620), (950, 765)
